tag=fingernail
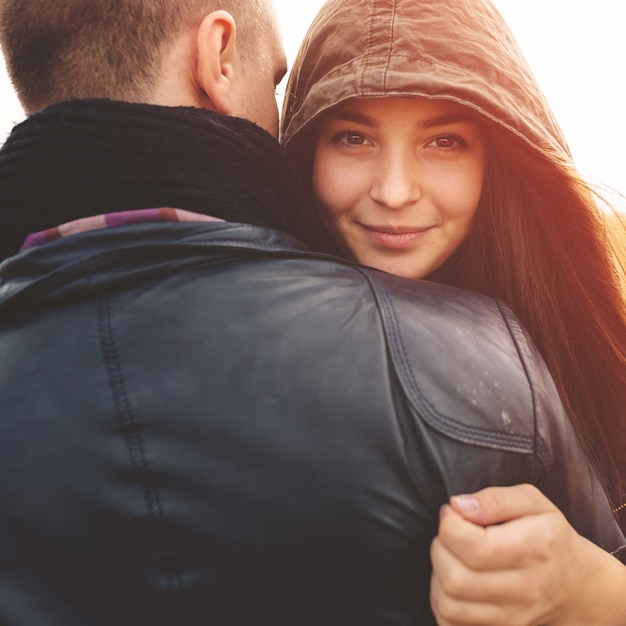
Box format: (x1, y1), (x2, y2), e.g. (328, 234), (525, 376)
(451, 495), (481, 514)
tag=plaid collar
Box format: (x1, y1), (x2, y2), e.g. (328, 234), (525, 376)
(21, 207), (223, 252)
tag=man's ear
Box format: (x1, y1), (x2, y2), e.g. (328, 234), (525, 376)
(195, 11), (240, 115)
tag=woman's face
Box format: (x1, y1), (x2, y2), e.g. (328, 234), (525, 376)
(312, 97), (486, 279)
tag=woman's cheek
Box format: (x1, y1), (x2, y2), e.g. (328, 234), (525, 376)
(313, 156), (347, 216)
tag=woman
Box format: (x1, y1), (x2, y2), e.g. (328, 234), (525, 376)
(281, 0), (626, 623)
(281, 0), (625, 516)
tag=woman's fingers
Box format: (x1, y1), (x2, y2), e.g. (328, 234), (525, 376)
(436, 501), (565, 572)
(448, 484), (557, 526)
(430, 487), (595, 626)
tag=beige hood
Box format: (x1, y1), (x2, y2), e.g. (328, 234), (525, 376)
(281, 0), (570, 161)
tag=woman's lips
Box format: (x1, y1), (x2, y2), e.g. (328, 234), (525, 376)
(358, 223), (433, 249)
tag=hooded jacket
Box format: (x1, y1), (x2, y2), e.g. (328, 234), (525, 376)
(281, 0), (569, 162)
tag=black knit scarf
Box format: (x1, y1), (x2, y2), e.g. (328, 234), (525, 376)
(0, 99), (343, 262)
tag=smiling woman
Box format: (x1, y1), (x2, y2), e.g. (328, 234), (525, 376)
(312, 97), (487, 279)
(281, 0), (626, 538)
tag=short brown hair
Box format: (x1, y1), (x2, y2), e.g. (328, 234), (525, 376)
(0, 0), (274, 114)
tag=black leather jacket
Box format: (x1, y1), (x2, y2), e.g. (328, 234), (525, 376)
(0, 221), (623, 626)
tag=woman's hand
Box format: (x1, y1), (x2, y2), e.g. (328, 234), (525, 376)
(430, 484), (626, 626)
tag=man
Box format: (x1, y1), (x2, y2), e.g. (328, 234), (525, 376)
(0, 1), (622, 625)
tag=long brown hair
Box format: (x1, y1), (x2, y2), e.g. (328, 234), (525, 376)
(445, 123), (626, 505)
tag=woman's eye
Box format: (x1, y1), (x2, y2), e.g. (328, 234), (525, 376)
(331, 131), (371, 147)
(427, 135), (468, 149)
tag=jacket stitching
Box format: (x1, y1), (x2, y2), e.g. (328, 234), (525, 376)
(97, 291), (187, 617)
(496, 301), (553, 474)
(360, 0), (377, 92)
(382, 0), (398, 91)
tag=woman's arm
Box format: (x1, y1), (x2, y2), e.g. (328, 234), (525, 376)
(430, 484), (626, 626)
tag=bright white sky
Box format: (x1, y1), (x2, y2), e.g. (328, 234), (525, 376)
(1, 1), (625, 199)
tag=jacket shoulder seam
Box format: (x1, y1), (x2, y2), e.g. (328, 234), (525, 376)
(361, 268), (538, 453)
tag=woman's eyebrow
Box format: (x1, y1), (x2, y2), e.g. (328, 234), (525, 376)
(331, 111), (477, 129)
(418, 114), (477, 128)
(332, 111), (380, 127)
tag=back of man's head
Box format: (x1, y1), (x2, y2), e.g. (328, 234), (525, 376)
(0, 0), (274, 115)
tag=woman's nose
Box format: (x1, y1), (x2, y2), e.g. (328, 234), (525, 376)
(370, 151), (421, 210)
